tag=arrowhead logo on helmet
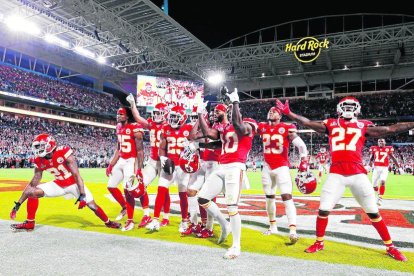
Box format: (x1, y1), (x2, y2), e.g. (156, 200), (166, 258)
(295, 171), (317, 194)
(179, 148), (200, 174)
(32, 133), (57, 158)
(168, 105), (187, 128)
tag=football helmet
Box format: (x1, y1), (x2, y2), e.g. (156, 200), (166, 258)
(32, 133), (56, 158)
(295, 171), (317, 194)
(189, 106), (198, 124)
(152, 103), (168, 123)
(168, 105), (187, 128)
(337, 97), (361, 119)
(179, 150), (200, 174)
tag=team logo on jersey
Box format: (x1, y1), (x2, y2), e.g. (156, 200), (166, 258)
(183, 130), (189, 137)
(278, 128), (285, 134)
(57, 157), (64, 164)
(357, 122), (364, 129)
(166, 131), (171, 135)
(126, 129), (131, 135)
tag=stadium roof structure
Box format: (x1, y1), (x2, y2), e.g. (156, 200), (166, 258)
(1, 2), (414, 97)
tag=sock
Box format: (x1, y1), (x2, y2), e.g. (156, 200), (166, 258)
(108, 187), (126, 208)
(204, 201), (228, 228)
(379, 185), (385, 197)
(371, 217), (393, 247)
(265, 197), (276, 223)
(230, 213), (241, 248)
(316, 215), (328, 241)
(206, 213), (214, 231)
(178, 192), (189, 220)
(283, 199), (297, 226)
(319, 171), (322, 178)
(199, 204), (207, 225)
(164, 189), (170, 214)
(188, 196), (199, 224)
(289, 225), (297, 234)
(94, 206), (109, 223)
(154, 186), (167, 219)
(373, 186), (378, 192)
(140, 192), (150, 216)
(124, 189), (135, 220)
(27, 197), (39, 221)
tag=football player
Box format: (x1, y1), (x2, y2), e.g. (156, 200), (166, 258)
(369, 139), (401, 206)
(197, 89), (257, 259)
(257, 106), (309, 243)
(10, 134), (121, 231)
(276, 96), (413, 261)
(315, 147), (330, 182)
(127, 95), (168, 227)
(106, 107), (146, 231)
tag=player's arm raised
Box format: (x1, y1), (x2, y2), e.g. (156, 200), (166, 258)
(197, 102), (219, 140)
(288, 130), (309, 170)
(276, 99), (326, 134)
(126, 94), (150, 129)
(366, 122), (414, 138)
(135, 131), (144, 169)
(225, 89), (252, 136)
(189, 119), (206, 140)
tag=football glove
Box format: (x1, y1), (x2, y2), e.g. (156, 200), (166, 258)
(10, 201), (21, 220)
(275, 99), (291, 115)
(160, 156), (168, 169)
(75, 194), (87, 209)
(126, 94), (136, 107)
(196, 100), (209, 114)
(298, 159), (309, 172)
(225, 88), (240, 103)
(106, 164), (113, 177)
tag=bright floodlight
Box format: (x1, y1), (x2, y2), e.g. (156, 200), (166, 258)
(6, 15), (41, 36)
(44, 34), (70, 48)
(74, 46), (95, 59)
(97, 56), (106, 64)
(207, 73), (224, 85)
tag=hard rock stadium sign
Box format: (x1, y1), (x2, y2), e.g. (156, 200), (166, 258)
(285, 37), (330, 63)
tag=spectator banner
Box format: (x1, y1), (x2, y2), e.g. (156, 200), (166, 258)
(136, 75), (204, 109)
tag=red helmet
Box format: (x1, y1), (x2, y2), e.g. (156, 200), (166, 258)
(32, 133), (57, 158)
(126, 178), (145, 199)
(179, 150), (200, 174)
(337, 97), (361, 119)
(168, 105), (187, 128)
(295, 171), (317, 194)
(152, 103), (168, 123)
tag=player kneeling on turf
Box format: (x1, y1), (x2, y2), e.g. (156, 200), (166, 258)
(10, 133), (121, 231)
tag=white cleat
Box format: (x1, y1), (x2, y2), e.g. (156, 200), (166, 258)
(263, 227), (278, 235)
(289, 233), (299, 244)
(178, 221), (189, 233)
(223, 246), (241, 260)
(115, 207), (127, 221)
(121, 220), (135, 232)
(217, 223), (231, 244)
(377, 197), (383, 206)
(146, 219), (160, 231)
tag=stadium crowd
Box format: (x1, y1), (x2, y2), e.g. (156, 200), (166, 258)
(0, 63), (119, 114)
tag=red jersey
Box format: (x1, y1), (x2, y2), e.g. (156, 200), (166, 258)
(162, 124), (193, 164)
(201, 122), (221, 162)
(116, 122), (143, 159)
(323, 118), (373, 175)
(369, 146), (394, 167)
(257, 122), (296, 170)
(316, 152), (329, 164)
(148, 118), (164, 161)
(34, 146), (76, 187)
(217, 119), (256, 164)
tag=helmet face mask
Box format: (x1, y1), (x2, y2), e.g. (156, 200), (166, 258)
(168, 112), (183, 128)
(337, 98), (361, 119)
(152, 110), (165, 123)
(320, 147), (326, 153)
(189, 114), (198, 124)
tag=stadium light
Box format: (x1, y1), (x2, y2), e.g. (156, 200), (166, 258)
(207, 72), (224, 85)
(44, 34), (70, 48)
(97, 56), (106, 64)
(375, 61), (380, 67)
(74, 46), (95, 59)
(5, 15), (41, 36)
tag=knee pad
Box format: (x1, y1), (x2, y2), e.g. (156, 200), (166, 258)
(281, 193), (292, 201)
(227, 204), (238, 216)
(318, 209), (330, 217)
(198, 197), (210, 206)
(265, 194), (275, 199)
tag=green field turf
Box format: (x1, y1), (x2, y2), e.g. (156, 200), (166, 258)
(0, 168), (413, 272)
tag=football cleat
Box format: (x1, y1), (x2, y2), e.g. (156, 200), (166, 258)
(146, 219), (160, 231)
(305, 241), (324, 253)
(160, 218), (170, 227)
(196, 228), (214, 238)
(218, 223), (231, 244)
(178, 220), (189, 233)
(263, 227), (278, 235)
(115, 207), (127, 221)
(138, 215), (152, 228)
(192, 223), (205, 235)
(223, 246), (241, 260)
(289, 233), (299, 244)
(106, 220), (122, 229)
(10, 220), (35, 232)
(181, 223), (194, 236)
(387, 246), (408, 262)
(377, 197), (383, 207)
(121, 220), (134, 231)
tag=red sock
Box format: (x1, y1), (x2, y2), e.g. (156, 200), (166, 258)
(139, 192), (149, 209)
(374, 186), (378, 192)
(124, 189), (135, 220)
(178, 192), (189, 220)
(319, 171), (322, 178)
(379, 185), (385, 196)
(199, 204), (207, 224)
(154, 186), (168, 218)
(164, 190), (170, 214)
(94, 206), (109, 222)
(316, 215), (329, 240)
(371, 217), (392, 246)
(108, 187), (126, 208)
(27, 197), (39, 221)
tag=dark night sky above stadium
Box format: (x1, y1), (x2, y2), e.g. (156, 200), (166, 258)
(150, 0), (414, 48)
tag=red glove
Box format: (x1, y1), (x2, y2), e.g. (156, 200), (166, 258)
(136, 168), (144, 185)
(10, 201), (21, 220)
(298, 159), (309, 172)
(75, 194), (87, 209)
(106, 164), (113, 177)
(275, 99), (291, 115)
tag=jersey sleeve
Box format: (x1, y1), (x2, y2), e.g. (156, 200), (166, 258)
(131, 123), (145, 133)
(243, 118), (258, 133)
(33, 157), (42, 170)
(60, 145), (73, 160)
(389, 146), (394, 153)
(364, 120), (375, 127)
(257, 122), (265, 135)
(369, 146), (374, 153)
(286, 123), (297, 132)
